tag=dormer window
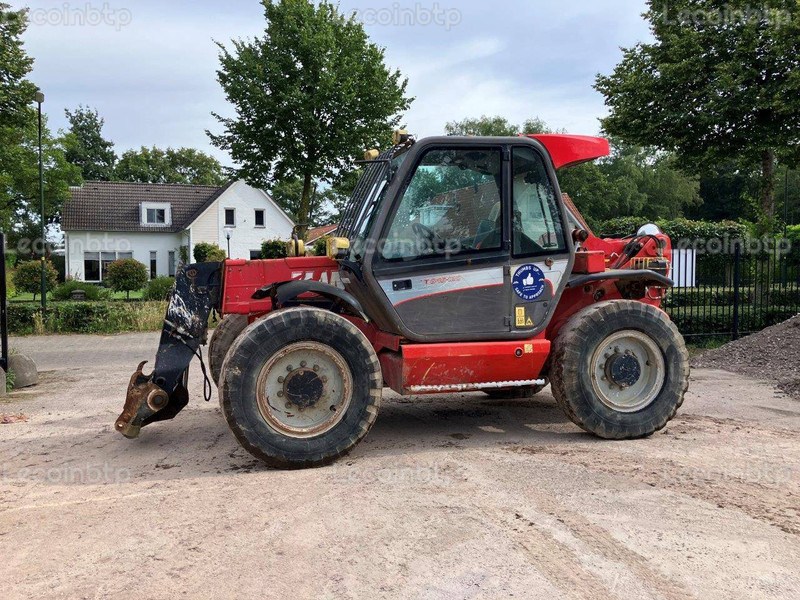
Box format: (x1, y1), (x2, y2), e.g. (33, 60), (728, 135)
(147, 208), (165, 224)
(141, 202), (172, 226)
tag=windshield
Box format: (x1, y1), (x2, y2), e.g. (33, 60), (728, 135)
(339, 149), (408, 261)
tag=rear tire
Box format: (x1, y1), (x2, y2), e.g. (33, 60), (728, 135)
(209, 315), (248, 386)
(550, 300), (689, 439)
(219, 307), (382, 469)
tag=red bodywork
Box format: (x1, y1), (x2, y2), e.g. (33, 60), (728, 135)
(217, 135), (671, 395)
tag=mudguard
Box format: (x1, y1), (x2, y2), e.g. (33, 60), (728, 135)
(254, 280), (368, 321)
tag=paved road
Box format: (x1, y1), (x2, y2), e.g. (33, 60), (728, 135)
(1, 333), (799, 599)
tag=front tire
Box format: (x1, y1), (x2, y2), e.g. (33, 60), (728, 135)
(550, 300), (689, 439)
(209, 314), (248, 386)
(219, 307), (382, 469)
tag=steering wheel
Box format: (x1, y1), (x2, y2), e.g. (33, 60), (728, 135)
(412, 222), (442, 252)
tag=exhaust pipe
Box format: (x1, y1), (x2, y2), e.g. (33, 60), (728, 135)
(115, 262), (222, 438)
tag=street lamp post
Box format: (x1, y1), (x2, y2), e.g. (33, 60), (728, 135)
(225, 229), (232, 258)
(35, 90), (46, 310)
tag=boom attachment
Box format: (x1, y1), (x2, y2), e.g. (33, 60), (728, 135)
(115, 262), (222, 438)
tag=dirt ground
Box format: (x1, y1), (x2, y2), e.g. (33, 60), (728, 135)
(1, 332), (799, 600)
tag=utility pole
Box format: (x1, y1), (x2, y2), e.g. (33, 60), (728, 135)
(35, 90), (46, 310)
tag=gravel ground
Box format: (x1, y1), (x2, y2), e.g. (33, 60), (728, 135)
(1, 332), (799, 599)
(692, 315), (800, 399)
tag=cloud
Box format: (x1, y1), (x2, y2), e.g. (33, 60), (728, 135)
(19, 0), (652, 167)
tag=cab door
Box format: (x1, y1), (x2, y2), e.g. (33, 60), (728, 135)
(370, 144), (511, 340)
(507, 145), (572, 333)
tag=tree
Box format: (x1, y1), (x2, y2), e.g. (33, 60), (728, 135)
(209, 0), (412, 237)
(105, 258), (147, 300)
(0, 5), (81, 244)
(445, 115), (518, 136)
(270, 176), (349, 226)
(595, 0), (800, 220)
(115, 146), (227, 185)
(0, 4), (36, 131)
(444, 115), (556, 137)
(12, 260), (58, 300)
(62, 106), (116, 180)
(559, 143), (700, 226)
(1, 112), (82, 244)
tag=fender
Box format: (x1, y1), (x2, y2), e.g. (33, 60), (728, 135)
(254, 280), (369, 321)
(566, 269), (673, 289)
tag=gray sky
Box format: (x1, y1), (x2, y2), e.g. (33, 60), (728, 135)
(17, 0), (653, 166)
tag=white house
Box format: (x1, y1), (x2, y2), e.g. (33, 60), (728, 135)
(62, 180), (294, 282)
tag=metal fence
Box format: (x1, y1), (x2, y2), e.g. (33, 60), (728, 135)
(665, 242), (800, 341)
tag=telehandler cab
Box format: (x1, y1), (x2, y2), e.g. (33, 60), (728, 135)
(117, 132), (689, 468)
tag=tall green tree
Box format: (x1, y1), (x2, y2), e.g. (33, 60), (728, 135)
(0, 4), (36, 131)
(3, 115), (82, 244)
(445, 115), (518, 136)
(595, 0), (800, 220)
(63, 106), (116, 180)
(209, 0), (412, 236)
(115, 146), (227, 185)
(0, 4), (81, 245)
(270, 176), (351, 227)
(444, 115), (555, 136)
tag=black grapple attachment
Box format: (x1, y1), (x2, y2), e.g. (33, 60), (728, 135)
(115, 262), (222, 438)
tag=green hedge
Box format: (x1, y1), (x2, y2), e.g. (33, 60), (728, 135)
(7, 301), (168, 335)
(51, 280), (110, 301)
(597, 217), (748, 240)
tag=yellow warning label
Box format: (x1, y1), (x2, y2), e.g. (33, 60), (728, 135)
(524, 344), (534, 354)
(526, 317), (534, 327)
(515, 306), (526, 327)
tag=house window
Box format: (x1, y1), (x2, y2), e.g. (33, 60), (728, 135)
(84, 252), (101, 282)
(168, 251), (176, 277)
(141, 202), (171, 226)
(254, 209), (265, 227)
(225, 208), (236, 227)
(83, 251), (132, 282)
(250, 250), (262, 260)
(146, 208), (166, 224)
(150, 251), (157, 279)
(101, 252), (116, 277)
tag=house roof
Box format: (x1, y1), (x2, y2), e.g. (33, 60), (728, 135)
(306, 224), (338, 243)
(62, 180), (234, 233)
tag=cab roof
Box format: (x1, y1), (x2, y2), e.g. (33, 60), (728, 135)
(527, 134), (610, 169)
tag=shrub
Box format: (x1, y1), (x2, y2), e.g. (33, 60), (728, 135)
(105, 258), (148, 300)
(52, 280), (106, 301)
(205, 247), (227, 262)
(144, 276), (175, 301)
(194, 242), (226, 263)
(597, 217), (748, 241)
(313, 236), (329, 257)
(11, 260), (58, 300)
(261, 239), (288, 259)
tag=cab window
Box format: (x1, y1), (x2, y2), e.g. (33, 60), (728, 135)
(381, 147), (503, 261)
(512, 147), (566, 256)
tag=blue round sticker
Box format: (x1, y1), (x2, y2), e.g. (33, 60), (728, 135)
(512, 264), (546, 301)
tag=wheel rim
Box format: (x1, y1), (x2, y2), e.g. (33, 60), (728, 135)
(590, 330), (665, 413)
(256, 341), (353, 438)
